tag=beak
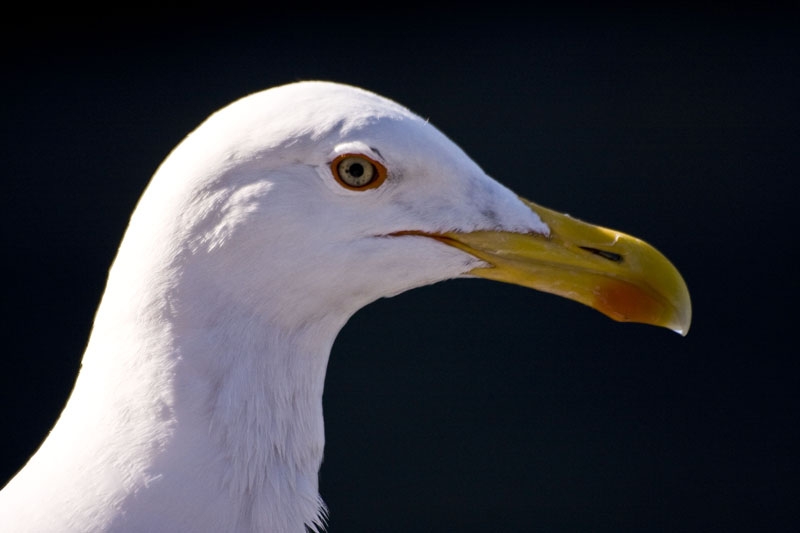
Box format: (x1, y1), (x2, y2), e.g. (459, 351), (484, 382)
(433, 198), (692, 335)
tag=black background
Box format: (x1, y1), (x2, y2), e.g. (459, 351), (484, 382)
(1, 9), (797, 532)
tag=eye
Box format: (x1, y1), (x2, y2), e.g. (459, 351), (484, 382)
(331, 153), (387, 190)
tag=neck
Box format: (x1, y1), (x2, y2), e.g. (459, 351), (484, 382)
(120, 285), (342, 532)
(189, 307), (338, 532)
(1, 261), (342, 532)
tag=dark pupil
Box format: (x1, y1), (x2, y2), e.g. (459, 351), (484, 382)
(348, 162), (364, 178)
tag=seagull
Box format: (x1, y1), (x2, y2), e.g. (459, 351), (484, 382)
(0, 81), (690, 532)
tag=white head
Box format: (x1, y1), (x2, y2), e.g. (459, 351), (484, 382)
(123, 82), (548, 328)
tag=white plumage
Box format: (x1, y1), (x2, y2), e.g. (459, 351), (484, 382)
(0, 81), (689, 532)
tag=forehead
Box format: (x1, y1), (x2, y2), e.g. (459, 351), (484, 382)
(240, 83), (418, 138)
(253, 86), (462, 160)
(185, 83), (474, 189)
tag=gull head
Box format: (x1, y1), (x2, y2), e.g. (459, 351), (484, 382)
(124, 81), (690, 334)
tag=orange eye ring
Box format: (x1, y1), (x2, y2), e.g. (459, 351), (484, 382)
(330, 153), (388, 190)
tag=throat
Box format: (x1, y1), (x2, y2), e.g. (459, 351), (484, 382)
(119, 308), (344, 532)
(188, 317), (339, 531)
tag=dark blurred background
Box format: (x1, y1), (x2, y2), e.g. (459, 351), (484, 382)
(1, 9), (797, 532)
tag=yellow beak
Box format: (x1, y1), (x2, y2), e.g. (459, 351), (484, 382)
(434, 198), (692, 335)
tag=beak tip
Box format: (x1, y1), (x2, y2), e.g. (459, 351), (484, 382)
(677, 312), (692, 337)
(668, 298), (692, 337)
(673, 325), (690, 337)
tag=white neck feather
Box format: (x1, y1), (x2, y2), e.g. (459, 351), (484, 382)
(1, 236), (341, 532)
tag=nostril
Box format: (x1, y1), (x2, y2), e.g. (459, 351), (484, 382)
(579, 246), (623, 262)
